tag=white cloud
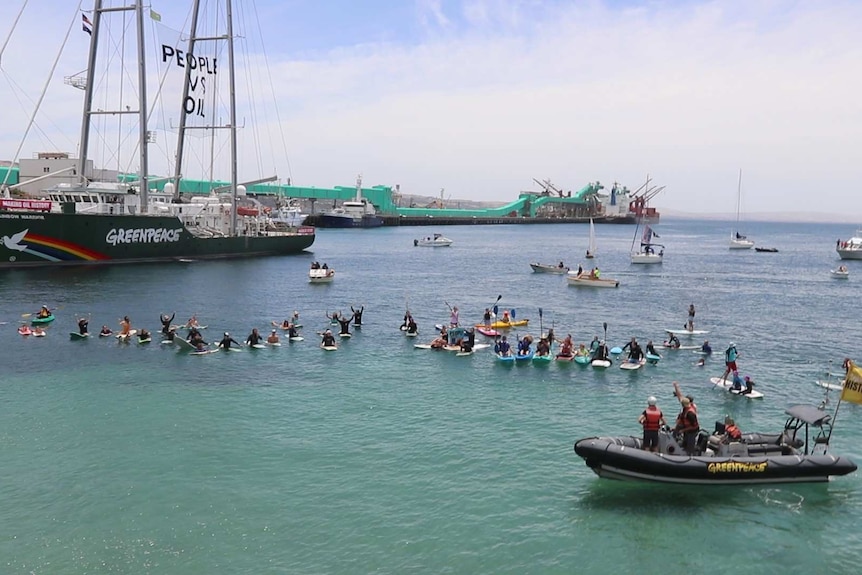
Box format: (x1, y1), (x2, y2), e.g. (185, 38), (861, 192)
(3, 1), (861, 216)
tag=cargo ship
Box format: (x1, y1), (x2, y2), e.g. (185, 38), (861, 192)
(0, 1), (314, 269)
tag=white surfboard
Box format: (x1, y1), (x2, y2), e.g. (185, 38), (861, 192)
(709, 377), (764, 399)
(190, 349), (219, 356)
(591, 359), (612, 369)
(663, 344), (700, 350)
(116, 329), (138, 341)
(321, 345), (338, 351)
(251, 344), (266, 349)
(816, 380), (844, 392)
(339, 333), (352, 338)
(289, 336), (303, 342)
(268, 341), (283, 347)
(405, 332), (418, 337)
(414, 344), (433, 349)
(620, 359), (646, 370)
(665, 329), (709, 335)
(456, 351), (474, 357)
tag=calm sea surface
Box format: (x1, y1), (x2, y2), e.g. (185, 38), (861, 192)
(2, 219), (861, 574)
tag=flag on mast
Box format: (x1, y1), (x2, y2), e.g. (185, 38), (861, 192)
(82, 14), (93, 35)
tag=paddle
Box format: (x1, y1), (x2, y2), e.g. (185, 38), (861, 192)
(539, 307), (543, 338)
(511, 308), (516, 320)
(603, 321), (608, 348)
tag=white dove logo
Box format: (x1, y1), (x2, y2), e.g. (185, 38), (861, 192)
(2, 229), (29, 251)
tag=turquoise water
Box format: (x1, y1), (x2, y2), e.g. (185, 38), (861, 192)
(2, 219), (861, 574)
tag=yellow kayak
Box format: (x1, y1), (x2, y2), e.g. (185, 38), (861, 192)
(476, 319), (529, 329)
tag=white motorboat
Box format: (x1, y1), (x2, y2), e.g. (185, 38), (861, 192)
(567, 272), (620, 288)
(730, 169), (754, 249)
(831, 266), (849, 279)
(530, 262), (569, 274)
(414, 233), (453, 247)
(837, 231), (862, 260)
(309, 268), (335, 283)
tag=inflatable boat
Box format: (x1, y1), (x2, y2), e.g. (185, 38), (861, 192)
(574, 404), (857, 485)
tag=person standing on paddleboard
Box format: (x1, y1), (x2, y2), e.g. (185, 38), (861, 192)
(449, 306), (460, 327)
(483, 308), (492, 328)
(720, 342), (739, 382)
(687, 304), (695, 331)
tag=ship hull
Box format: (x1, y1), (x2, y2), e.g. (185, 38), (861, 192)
(0, 211), (314, 268)
(316, 214), (384, 228)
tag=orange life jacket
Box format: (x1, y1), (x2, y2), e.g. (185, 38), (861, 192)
(726, 424), (742, 440)
(642, 406), (663, 431)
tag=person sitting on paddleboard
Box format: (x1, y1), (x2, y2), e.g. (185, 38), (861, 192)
(119, 316), (131, 336)
(160, 312), (175, 335)
(267, 329), (280, 344)
(246, 328), (262, 347)
(594, 341), (610, 361)
(320, 330), (336, 347)
(100, 325), (113, 336)
(701, 340), (712, 354)
(287, 324), (299, 339)
(460, 333), (473, 353)
(164, 327), (177, 342)
(185, 315), (200, 329)
(292, 310), (300, 324)
(137, 328), (151, 342)
(536, 337), (550, 356)
(627, 341), (644, 362)
(351, 305), (364, 327)
(337, 315), (352, 336)
(740, 375), (755, 395)
(218, 332), (240, 350)
(494, 335), (512, 356)
(77, 316), (89, 336)
(406, 316), (418, 335)
(666, 333), (680, 348)
(646, 340), (659, 357)
(38, 305), (51, 318)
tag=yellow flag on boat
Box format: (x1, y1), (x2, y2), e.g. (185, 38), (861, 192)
(841, 360), (862, 405)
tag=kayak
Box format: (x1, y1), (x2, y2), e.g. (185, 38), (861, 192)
(709, 377), (765, 399)
(515, 351), (534, 362)
(556, 354), (574, 362)
(496, 353), (516, 363)
(31, 314), (55, 324)
(479, 319), (529, 329)
(574, 355), (590, 365)
(533, 354), (553, 364)
(476, 327), (499, 337)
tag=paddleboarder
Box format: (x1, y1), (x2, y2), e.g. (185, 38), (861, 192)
(77, 316), (89, 336)
(350, 305), (364, 327)
(687, 304), (696, 331)
(320, 329), (337, 347)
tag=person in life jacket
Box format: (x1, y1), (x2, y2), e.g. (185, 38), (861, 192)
(638, 396), (667, 452)
(674, 397), (700, 455)
(723, 416), (742, 442)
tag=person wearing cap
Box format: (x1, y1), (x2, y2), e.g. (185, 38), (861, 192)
(720, 342), (740, 382)
(218, 332), (240, 350)
(267, 329), (280, 344)
(159, 312), (175, 335)
(674, 396), (700, 454)
(246, 328), (262, 347)
(320, 329), (337, 348)
(638, 396), (667, 452)
(37, 305), (51, 318)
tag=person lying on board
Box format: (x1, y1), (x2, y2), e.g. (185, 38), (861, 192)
(100, 325), (113, 336)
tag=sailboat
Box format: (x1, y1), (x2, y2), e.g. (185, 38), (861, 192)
(630, 221), (664, 264)
(585, 218), (597, 259)
(0, 1), (314, 269)
(730, 169), (754, 249)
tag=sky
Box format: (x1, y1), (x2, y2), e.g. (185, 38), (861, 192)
(1, 0), (861, 218)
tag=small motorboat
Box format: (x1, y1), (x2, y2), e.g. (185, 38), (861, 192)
(754, 247), (778, 253)
(414, 233), (453, 247)
(574, 404), (857, 485)
(309, 268), (335, 283)
(567, 272), (620, 288)
(831, 266), (849, 279)
(530, 262), (569, 274)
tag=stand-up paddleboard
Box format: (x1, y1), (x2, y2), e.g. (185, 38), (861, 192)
(289, 336), (303, 342)
(610, 347), (623, 355)
(476, 327), (499, 337)
(414, 344), (433, 349)
(574, 355), (590, 365)
(222, 347), (243, 352)
(515, 351), (534, 362)
(665, 329), (709, 336)
(662, 344), (700, 350)
(321, 345), (338, 351)
(160, 340), (174, 345)
(267, 342), (283, 347)
(339, 333), (352, 338)
(174, 337), (196, 351)
(620, 359), (646, 370)
(179, 325), (208, 330)
(816, 380), (844, 392)
(645, 353), (661, 364)
(591, 359), (612, 369)
(191, 349), (219, 356)
(456, 351), (474, 357)
(709, 377), (764, 399)
(251, 344), (266, 349)
(32, 331), (46, 337)
(70, 332), (90, 339)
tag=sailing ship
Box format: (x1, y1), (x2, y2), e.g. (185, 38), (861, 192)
(0, 1), (314, 268)
(585, 218), (596, 259)
(730, 169), (754, 249)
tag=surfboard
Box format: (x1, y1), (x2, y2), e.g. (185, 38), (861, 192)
(137, 337), (152, 344)
(816, 380), (844, 392)
(160, 340), (174, 345)
(620, 359), (646, 370)
(174, 337), (196, 351)
(665, 329), (709, 335)
(116, 329), (138, 341)
(223, 347), (243, 352)
(709, 377), (764, 399)
(251, 344), (266, 349)
(268, 342), (283, 347)
(405, 331), (418, 337)
(645, 352), (661, 364)
(288, 336), (303, 342)
(455, 351), (474, 357)
(179, 325), (208, 330)
(662, 344), (700, 350)
(69, 332), (90, 339)
(413, 344), (433, 349)
(610, 347), (623, 355)
(339, 333), (352, 338)
(190, 349), (219, 356)
(321, 345), (338, 351)
(591, 359), (612, 369)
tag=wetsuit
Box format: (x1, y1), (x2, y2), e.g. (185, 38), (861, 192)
(288, 325), (299, 338)
(351, 306), (364, 326)
(337, 317), (352, 335)
(246, 331), (262, 346)
(321, 333), (336, 346)
(646, 343), (658, 356)
(78, 319), (89, 336)
(218, 336), (240, 350)
(628, 344), (643, 361)
(160, 313), (175, 335)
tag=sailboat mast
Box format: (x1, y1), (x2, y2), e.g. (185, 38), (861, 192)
(77, 0), (103, 185)
(226, 0), (239, 235)
(736, 168), (743, 227)
(172, 0), (204, 201)
(134, 1), (149, 212)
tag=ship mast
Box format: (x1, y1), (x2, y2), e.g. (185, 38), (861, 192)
(226, 0), (239, 235)
(77, 1), (149, 212)
(172, 0), (203, 202)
